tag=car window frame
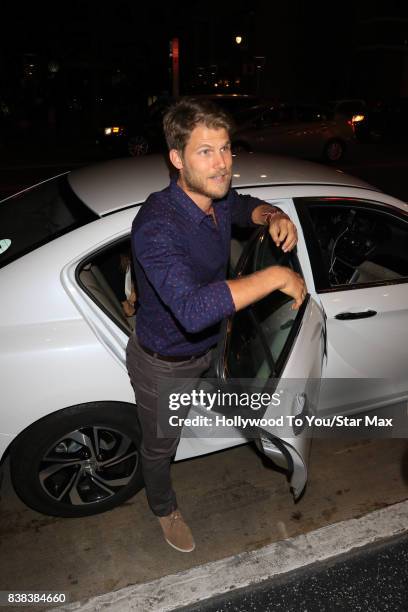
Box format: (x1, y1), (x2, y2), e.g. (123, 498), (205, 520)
(295, 197), (408, 293)
(75, 235), (134, 337)
(216, 227), (308, 384)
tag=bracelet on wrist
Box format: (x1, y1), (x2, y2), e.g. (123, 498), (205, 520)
(262, 209), (286, 225)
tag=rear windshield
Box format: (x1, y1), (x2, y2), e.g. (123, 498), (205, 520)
(0, 174), (98, 269)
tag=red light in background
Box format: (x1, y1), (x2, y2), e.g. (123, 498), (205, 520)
(171, 38), (179, 97)
(172, 38), (179, 61)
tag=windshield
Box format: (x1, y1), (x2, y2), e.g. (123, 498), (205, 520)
(0, 174), (98, 269)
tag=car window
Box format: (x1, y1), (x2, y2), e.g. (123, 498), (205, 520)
(297, 198), (408, 290)
(296, 105), (330, 122)
(224, 230), (302, 381)
(78, 237), (135, 335)
(225, 236), (273, 382)
(261, 106), (294, 127)
(253, 233), (301, 362)
(0, 175), (97, 269)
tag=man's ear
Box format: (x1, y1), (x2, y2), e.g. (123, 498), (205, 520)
(169, 149), (183, 170)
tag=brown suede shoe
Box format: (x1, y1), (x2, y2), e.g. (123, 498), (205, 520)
(158, 510), (195, 552)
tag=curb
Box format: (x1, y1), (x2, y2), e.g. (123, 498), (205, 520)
(50, 499), (408, 612)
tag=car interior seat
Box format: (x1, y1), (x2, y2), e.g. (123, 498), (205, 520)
(350, 260), (403, 284)
(79, 263), (134, 333)
(230, 238), (245, 272)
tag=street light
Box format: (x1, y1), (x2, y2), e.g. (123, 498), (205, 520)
(235, 36), (242, 45)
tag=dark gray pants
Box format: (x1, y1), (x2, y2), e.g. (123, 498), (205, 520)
(126, 333), (213, 516)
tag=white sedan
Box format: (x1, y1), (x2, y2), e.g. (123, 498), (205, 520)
(1, 153), (407, 517)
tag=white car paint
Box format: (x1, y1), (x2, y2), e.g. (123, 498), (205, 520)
(257, 296), (325, 498)
(1, 153), (407, 514)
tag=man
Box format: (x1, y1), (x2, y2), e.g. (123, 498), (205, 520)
(126, 97), (306, 553)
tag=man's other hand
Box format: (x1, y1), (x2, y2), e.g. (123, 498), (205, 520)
(278, 268), (307, 310)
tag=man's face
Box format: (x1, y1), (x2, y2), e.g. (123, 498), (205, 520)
(175, 124), (233, 201)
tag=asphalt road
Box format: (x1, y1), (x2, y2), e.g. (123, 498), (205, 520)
(179, 535), (408, 612)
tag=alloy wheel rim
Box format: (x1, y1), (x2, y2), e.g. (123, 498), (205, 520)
(38, 426), (139, 506)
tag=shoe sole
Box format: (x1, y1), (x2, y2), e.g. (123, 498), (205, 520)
(164, 537), (195, 553)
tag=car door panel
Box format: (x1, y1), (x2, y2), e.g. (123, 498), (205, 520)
(319, 283), (408, 414)
(217, 228), (324, 499)
(257, 296), (324, 498)
(295, 197), (408, 415)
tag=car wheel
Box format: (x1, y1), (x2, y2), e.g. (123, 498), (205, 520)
(323, 139), (345, 162)
(127, 135), (149, 156)
(10, 402), (143, 517)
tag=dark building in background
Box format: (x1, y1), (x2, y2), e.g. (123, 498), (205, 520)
(181, 2), (408, 103)
(1, 0), (408, 148)
(354, 16), (408, 99)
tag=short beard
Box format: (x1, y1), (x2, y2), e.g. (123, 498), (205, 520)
(183, 164), (231, 200)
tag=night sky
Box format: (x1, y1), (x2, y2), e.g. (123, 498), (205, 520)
(1, 1), (408, 116)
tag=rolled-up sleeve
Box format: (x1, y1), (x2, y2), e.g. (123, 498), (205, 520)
(133, 218), (235, 334)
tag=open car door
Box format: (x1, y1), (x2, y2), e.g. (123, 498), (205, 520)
(295, 197), (408, 416)
(216, 227), (325, 499)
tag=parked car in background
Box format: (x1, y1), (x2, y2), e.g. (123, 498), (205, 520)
(96, 99), (152, 156)
(1, 153), (408, 518)
(232, 102), (355, 162)
(327, 98), (384, 143)
(98, 94), (262, 156)
(329, 98), (367, 121)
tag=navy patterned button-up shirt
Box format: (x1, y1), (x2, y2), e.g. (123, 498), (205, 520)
(131, 178), (264, 356)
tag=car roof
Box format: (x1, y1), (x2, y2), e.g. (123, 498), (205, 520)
(68, 153), (377, 217)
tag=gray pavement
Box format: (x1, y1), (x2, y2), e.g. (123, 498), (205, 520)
(1, 439), (408, 610)
(47, 498), (408, 611)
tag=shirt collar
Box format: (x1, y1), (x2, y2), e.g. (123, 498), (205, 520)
(169, 178), (228, 226)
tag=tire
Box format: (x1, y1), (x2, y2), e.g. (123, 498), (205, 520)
(127, 135), (149, 156)
(323, 139), (345, 162)
(10, 402), (143, 517)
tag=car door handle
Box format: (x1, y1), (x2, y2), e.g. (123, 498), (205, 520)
(335, 310), (377, 320)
